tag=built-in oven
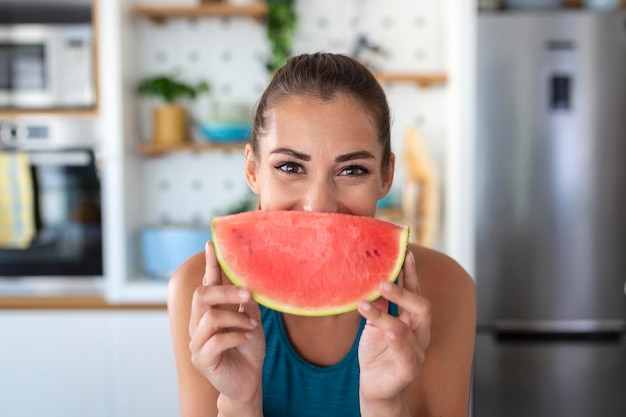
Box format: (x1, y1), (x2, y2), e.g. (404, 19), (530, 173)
(0, 119), (102, 278)
(0, 1), (95, 110)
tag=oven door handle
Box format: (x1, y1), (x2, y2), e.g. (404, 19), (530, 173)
(28, 150), (92, 167)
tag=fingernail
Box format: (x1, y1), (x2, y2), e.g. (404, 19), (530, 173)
(359, 300), (371, 311)
(249, 317), (258, 327)
(238, 289), (249, 301)
(409, 251), (415, 263)
(386, 330), (397, 341)
(381, 281), (393, 292)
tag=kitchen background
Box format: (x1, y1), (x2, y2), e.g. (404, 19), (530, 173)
(96, 0), (474, 303)
(1, 0), (624, 416)
(1, 1), (472, 415)
(135, 0), (445, 226)
(129, 0), (452, 285)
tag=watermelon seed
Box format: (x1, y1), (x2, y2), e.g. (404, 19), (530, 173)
(374, 249), (380, 256)
(366, 250), (372, 258)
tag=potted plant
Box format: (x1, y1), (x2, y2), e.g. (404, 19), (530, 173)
(264, 0), (297, 73)
(137, 74), (210, 146)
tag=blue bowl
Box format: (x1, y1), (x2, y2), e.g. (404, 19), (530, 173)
(198, 121), (251, 142)
(140, 227), (212, 281)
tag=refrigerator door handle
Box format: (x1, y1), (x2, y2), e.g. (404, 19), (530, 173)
(491, 319), (625, 342)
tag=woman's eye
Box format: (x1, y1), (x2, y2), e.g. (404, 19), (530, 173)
(276, 162), (304, 174)
(340, 165), (369, 177)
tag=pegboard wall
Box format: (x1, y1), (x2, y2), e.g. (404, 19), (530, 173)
(133, 0), (447, 228)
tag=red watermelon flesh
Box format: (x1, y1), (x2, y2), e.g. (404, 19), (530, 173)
(211, 210), (410, 316)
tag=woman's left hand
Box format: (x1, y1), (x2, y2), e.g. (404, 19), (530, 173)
(357, 250), (431, 406)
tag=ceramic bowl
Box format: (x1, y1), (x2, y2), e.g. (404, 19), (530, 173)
(198, 120), (251, 142)
(140, 227), (212, 281)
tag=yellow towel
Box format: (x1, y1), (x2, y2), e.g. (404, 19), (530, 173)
(0, 151), (35, 249)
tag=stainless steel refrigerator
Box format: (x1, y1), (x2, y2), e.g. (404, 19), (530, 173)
(475, 11), (626, 417)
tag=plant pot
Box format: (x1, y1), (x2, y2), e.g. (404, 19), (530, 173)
(152, 104), (188, 145)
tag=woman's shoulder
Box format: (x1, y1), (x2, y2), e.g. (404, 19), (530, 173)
(408, 243), (476, 314)
(167, 249), (233, 305)
(167, 250), (206, 303)
(403, 248), (475, 416)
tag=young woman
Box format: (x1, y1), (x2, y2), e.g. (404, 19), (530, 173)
(168, 53), (476, 417)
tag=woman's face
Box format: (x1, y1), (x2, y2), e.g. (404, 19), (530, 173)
(245, 94), (394, 216)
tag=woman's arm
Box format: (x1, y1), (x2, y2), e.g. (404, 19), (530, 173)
(168, 251), (219, 417)
(168, 244), (265, 417)
(407, 245), (476, 416)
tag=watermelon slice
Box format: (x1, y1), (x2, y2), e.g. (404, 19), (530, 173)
(211, 210), (409, 316)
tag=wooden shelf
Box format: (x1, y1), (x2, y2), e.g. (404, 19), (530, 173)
(0, 108), (99, 119)
(136, 141), (246, 157)
(0, 296), (165, 310)
(374, 72), (447, 88)
(133, 3), (268, 24)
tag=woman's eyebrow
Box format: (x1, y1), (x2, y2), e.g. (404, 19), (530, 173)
(270, 148), (311, 161)
(335, 151), (376, 163)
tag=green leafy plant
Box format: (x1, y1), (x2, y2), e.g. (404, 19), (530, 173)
(264, 0), (297, 73)
(137, 75), (210, 103)
(218, 191), (259, 216)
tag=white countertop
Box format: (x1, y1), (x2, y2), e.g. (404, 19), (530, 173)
(0, 277), (104, 297)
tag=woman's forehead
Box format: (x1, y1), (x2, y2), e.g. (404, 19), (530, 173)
(260, 95), (380, 153)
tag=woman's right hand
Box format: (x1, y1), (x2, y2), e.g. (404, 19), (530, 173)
(188, 242), (266, 409)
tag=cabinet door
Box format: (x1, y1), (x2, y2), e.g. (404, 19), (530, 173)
(473, 332), (626, 417)
(109, 311), (179, 417)
(0, 311), (108, 417)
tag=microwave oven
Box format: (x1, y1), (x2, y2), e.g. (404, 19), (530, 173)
(0, 23), (96, 109)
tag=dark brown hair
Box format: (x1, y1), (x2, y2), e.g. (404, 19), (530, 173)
(250, 52), (392, 170)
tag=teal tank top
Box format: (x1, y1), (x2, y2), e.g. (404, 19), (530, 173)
(259, 303), (398, 417)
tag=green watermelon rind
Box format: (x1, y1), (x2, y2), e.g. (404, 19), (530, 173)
(211, 215), (410, 317)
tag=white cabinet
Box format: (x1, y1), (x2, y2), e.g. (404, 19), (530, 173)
(0, 311), (109, 417)
(109, 311), (179, 417)
(0, 310), (179, 417)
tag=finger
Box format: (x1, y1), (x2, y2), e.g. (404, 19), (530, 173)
(189, 285), (251, 336)
(195, 331), (256, 370)
(203, 241), (221, 286)
(379, 280), (429, 321)
(194, 284), (252, 308)
(358, 299), (426, 376)
(390, 250), (427, 321)
(377, 282), (432, 350)
(190, 308), (258, 351)
(358, 299), (405, 337)
(370, 295), (388, 313)
(238, 297), (262, 321)
(191, 331), (255, 371)
(380, 282), (431, 324)
(402, 250), (421, 295)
